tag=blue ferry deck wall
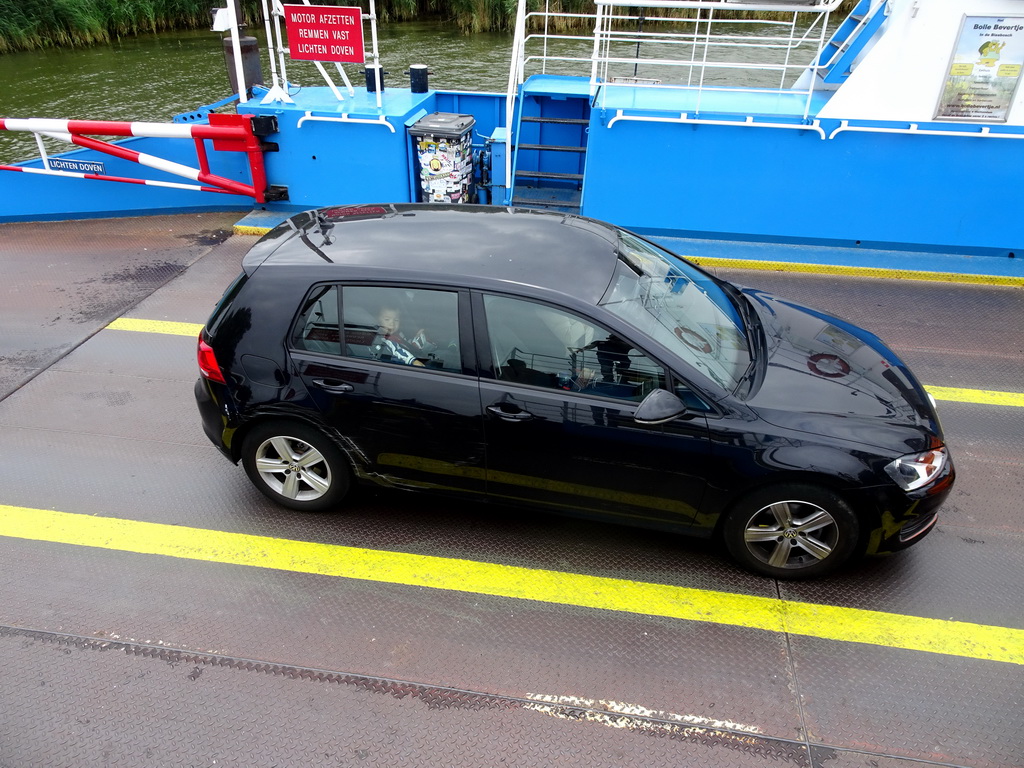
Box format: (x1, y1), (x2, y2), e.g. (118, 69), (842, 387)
(0, 89), (506, 222)
(577, 80), (1024, 254)
(0, 136), (256, 220)
(1, 0), (1022, 261)
(6, 81), (1018, 257)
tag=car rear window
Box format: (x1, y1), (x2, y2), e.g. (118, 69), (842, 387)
(289, 284), (462, 373)
(342, 286), (461, 372)
(205, 272), (249, 336)
(292, 284), (342, 356)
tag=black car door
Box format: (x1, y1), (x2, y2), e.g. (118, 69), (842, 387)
(475, 292), (712, 529)
(290, 283), (486, 495)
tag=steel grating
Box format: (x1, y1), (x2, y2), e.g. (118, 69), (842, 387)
(0, 219), (1021, 767)
(0, 624), (840, 768)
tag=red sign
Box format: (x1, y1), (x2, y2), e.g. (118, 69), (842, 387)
(283, 5), (364, 63)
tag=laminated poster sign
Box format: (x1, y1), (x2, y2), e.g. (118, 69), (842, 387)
(283, 5), (364, 63)
(936, 16), (1024, 121)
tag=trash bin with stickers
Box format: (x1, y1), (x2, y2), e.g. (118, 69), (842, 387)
(409, 112), (476, 203)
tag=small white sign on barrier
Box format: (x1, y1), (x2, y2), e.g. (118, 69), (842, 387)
(48, 158), (106, 174)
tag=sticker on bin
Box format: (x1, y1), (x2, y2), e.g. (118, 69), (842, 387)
(409, 112), (476, 203)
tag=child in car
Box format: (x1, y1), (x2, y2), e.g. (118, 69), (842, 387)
(373, 305), (433, 366)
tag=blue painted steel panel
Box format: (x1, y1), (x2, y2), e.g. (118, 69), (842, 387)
(489, 127), (508, 202)
(255, 110), (413, 207)
(239, 86), (438, 209)
(434, 91), (505, 143)
(516, 95), (588, 181)
(580, 113), (1024, 254)
(0, 137), (252, 222)
(522, 76), (593, 98)
(596, 84), (831, 118)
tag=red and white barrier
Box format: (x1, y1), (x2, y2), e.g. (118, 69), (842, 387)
(1, 118), (248, 139)
(0, 114), (271, 202)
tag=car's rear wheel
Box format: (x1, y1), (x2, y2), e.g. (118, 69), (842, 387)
(722, 484), (861, 579)
(241, 421), (350, 512)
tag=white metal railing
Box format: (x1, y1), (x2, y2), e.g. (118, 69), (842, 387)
(502, 0), (865, 201)
(606, 110), (828, 138)
(506, 0), (857, 116)
(828, 120), (1024, 141)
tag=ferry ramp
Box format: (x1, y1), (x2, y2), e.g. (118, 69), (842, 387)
(0, 214), (1021, 768)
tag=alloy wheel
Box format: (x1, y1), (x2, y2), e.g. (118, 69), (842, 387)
(742, 499), (840, 570)
(253, 435), (333, 502)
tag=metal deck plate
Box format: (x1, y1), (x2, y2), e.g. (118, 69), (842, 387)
(0, 216), (1021, 767)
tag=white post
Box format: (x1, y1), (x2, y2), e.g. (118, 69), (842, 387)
(334, 63), (356, 96)
(314, 61), (345, 101)
(368, 0), (383, 110)
(261, 0), (281, 91)
(591, 1), (605, 100)
(34, 133), (50, 170)
(226, 0), (248, 103)
(258, 0), (295, 104)
(505, 0), (529, 202)
(273, 0), (289, 94)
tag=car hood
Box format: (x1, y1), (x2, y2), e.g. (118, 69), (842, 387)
(736, 287), (941, 454)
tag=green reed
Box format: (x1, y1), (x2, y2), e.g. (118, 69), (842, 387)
(0, 0), (859, 54)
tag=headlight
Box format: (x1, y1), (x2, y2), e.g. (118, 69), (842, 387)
(884, 446), (948, 491)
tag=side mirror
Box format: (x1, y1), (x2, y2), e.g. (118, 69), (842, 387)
(634, 388), (688, 425)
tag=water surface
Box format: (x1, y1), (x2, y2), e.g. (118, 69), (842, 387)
(0, 18), (822, 164)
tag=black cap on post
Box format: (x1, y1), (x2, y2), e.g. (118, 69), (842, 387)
(408, 64), (431, 93)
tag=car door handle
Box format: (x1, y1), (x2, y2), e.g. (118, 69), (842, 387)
(312, 378), (353, 393)
(486, 405), (533, 422)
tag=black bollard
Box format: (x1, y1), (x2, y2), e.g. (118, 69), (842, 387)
(222, 36), (264, 96)
(408, 64), (430, 93)
(364, 65), (386, 92)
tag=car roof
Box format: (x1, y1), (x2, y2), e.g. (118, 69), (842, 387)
(243, 204), (623, 303)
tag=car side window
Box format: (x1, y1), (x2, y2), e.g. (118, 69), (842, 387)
(482, 294), (666, 401)
(292, 284), (342, 356)
(342, 286), (461, 372)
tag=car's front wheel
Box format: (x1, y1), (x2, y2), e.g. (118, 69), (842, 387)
(241, 421), (350, 512)
(722, 484), (861, 579)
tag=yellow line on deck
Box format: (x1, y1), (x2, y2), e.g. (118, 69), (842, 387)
(687, 256), (1024, 288)
(106, 318), (204, 337)
(925, 386), (1024, 408)
(234, 224), (274, 236)
(2, 505), (1021, 666)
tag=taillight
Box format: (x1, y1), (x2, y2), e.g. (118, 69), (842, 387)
(197, 334), (226, 383)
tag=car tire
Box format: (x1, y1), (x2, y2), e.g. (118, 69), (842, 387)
(241, 421), (351, 512)
(722, 484), (861, 579)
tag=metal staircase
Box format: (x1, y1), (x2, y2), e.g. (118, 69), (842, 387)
(510, 94), (590, 213)
(815, 0), (889, 85)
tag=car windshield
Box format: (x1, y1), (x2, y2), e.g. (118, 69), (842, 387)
(600, 232), (751, 391)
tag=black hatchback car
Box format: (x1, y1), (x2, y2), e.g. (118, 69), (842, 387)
(195, 204), (954, 579)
